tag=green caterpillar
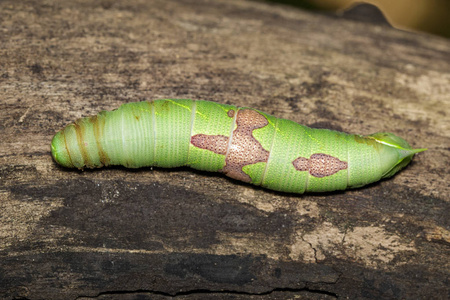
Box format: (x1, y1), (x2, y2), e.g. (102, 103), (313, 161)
(51, 99), (425, 193)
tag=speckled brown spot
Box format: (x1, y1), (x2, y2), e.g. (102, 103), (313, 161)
(191, 134), (229, 155)
(292, 157), (309, 171)
(227, 109), (235, 118)
(190, 109), (270, 183)
(222, 109), (270, 182)
(293, 153), (347, 178)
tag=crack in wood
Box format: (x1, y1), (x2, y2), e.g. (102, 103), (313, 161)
(76, 287), (339, 299)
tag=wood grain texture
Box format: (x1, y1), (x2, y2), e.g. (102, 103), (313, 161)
(0, 0), (448, 299)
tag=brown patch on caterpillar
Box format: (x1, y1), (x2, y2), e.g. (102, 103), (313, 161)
(292, 157), (309, 171)
(73, 120), (92, 168)
(191, 134), (228, 155)
(354, 134), (379, 148)
(62, 127), (74, 168)
(293, 153), (347, 178)
(227, 109), (235, 118)
(222, 109), (270, 183)
(90, 114), (109, 167)
(190, 109), (270, 183)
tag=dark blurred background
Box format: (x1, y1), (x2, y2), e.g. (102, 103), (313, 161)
(264, 0), (450, 39)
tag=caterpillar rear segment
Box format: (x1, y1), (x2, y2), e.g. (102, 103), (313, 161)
(51, 99), (425, 193)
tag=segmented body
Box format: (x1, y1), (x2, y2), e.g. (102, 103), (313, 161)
(51, 99), (423, 193)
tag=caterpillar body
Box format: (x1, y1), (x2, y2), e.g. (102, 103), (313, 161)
(51, 99), (425, 193)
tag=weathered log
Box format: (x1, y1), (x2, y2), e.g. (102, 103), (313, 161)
(0, 0), (449, 299)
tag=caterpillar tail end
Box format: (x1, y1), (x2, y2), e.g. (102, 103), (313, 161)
(407, 148), (428, 154)
(51, 130), (75, 168)
(368, 132), (426, 179)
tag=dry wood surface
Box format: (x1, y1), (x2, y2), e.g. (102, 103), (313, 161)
(0, 0), (449, 299)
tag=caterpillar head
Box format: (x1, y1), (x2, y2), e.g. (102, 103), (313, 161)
(51, 130), (75, 168)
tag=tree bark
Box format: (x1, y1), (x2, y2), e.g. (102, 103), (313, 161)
(0, 0), (449, 299)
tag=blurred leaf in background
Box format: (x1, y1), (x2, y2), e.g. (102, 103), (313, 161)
(264, 0), (450, 38)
